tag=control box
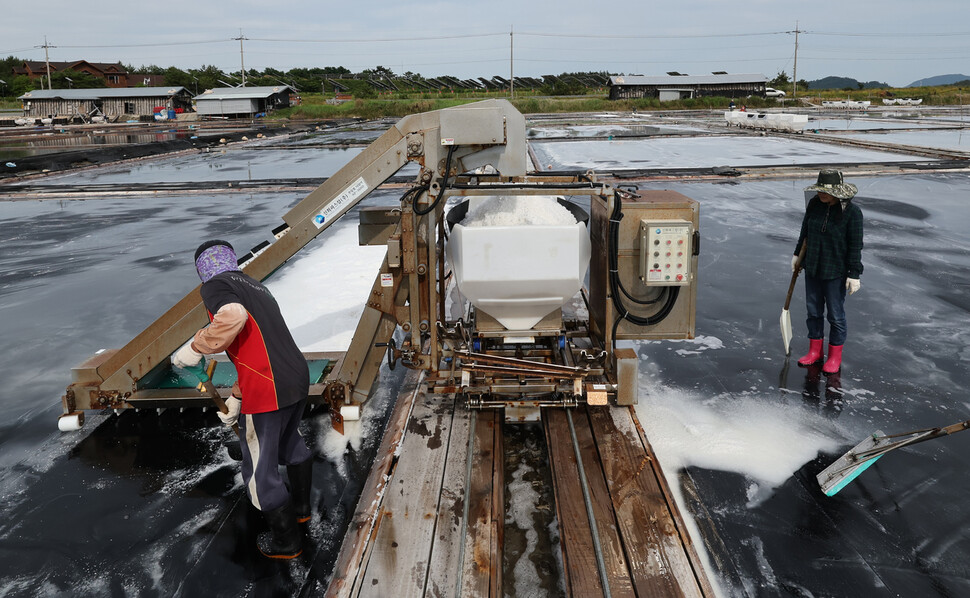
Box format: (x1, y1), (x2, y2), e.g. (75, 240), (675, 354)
(588, 190), (699, 343)
(639, 220), (694, 286)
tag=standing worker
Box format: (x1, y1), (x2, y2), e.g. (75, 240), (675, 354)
(172, 240), (313, 559)
(792, 170), (864, 374)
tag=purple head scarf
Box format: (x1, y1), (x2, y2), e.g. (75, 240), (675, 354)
(195, 242), (241, 282)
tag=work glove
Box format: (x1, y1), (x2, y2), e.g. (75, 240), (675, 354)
(217, 397), (242, 427)
(846, 278), (861, 295)
(791, 255), (800, 272)
(172, 343), (203, 369)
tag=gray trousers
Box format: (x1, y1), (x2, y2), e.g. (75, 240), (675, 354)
(238, 398), (312, 512)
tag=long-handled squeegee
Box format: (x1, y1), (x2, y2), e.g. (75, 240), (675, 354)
(817, 418), (970, 497)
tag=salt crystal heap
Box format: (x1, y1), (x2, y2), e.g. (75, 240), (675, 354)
(460, 195), (578, 227)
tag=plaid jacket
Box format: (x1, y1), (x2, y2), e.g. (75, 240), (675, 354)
(795, 195), (864, 280)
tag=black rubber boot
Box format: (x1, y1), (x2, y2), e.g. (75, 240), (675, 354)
(257, 502), (302, 559)
(287, 459), (313, 523)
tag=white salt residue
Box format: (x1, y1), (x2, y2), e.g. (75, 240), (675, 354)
(746, 536), (778, 587)
(506, 461), (544, 598)
(266, 218), (386, 352)
(634, 377), (842, 492)
(315, 380), (395, 478)
(318, 419), (364, 479)
(159, 428), (240, 495)
(149, 506), (223, 593)
(631, 360), (851, 595)
(667, 335), (724, 356)
(460, 195), (576, 227)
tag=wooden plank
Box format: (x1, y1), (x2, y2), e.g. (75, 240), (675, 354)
(588, 407), (697, 598)
(627, 407), (719, 598)
(423, 406), (473, 598)
(358, 394), (457, 598)
(489, 414), (504, 598)
(544, 409), (605, 597)
(571, 408), (637, 598)
(459, 410), (498, 597)
(327, 369), (424, 598)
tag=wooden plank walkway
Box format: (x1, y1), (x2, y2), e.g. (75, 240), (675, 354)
(326, 375), (714, 598)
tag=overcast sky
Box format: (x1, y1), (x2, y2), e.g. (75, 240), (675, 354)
(2, 0), (967, 88)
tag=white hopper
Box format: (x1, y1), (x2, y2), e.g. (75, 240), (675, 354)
(447, 196), (591, 330)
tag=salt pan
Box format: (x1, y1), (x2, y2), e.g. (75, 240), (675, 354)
(460, 195), (576, 227)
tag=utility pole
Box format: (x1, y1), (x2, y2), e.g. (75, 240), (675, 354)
(37, 36), (56, 90)
(792, 24), (799, 101)
(234, 30), (247, 87)
(509, 26), (514, 100)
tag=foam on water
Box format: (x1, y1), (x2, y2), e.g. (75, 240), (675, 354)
(635, 360), (843, 494)
(506, 460), (543, 597)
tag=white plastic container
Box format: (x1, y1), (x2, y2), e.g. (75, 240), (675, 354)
(447, 201), (591, 330)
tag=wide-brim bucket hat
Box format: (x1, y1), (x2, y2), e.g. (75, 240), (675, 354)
(805, 169), (858, 200)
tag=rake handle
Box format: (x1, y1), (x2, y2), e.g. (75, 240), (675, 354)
(197, 361), (240, 436)
(784, 245), (807, 310)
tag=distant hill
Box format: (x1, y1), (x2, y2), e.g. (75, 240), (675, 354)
(807, 76), (889, 90)
(906, 74), (970, 87)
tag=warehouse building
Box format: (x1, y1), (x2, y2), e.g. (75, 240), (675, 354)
(193, 86), (295, 118)
(608, 73), (768, 101)
(18, 87), (193, 120)
(14, 60), (131, 88)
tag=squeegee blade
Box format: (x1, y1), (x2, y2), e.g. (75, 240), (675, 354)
(817, 431), (886, 497)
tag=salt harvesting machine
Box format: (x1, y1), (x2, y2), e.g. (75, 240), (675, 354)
(59, 99), (699, 432)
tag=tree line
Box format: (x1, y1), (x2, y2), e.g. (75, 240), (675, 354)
(0, 56), (610, 98)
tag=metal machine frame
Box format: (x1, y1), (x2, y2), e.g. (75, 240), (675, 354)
(60, 99), (699, 431)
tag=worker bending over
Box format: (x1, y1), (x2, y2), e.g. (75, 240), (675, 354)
(173, 239), (313, 559)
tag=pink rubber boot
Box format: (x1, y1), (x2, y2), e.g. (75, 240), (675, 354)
(823, 344), (843, 374)
(797, 339), (824, 366)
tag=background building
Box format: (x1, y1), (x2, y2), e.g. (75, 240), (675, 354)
(609, 73), (768, 101)
(193, 86), (295, 118)
(18, 87), (193, 120)
(14, 61), (131, 88)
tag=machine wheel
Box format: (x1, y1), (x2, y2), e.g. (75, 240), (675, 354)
(340, 404), (361, 421)
(57, 412), (85, 432)
(386, 338), (397, 371)
(376, 339), (397, 370)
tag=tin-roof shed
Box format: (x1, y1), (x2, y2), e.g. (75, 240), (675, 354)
(193, 86), (294, 117)
(17, 87), (192, 118)
(608, 74), (768, 100)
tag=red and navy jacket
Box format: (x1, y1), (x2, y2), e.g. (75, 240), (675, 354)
(197, 271), (308, 414)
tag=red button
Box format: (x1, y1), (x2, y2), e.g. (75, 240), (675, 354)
(676, 274), (683, 281)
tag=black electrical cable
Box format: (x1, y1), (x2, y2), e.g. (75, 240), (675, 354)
(399, 183), (429, 208)
(414, 144), (456, 216)
(609, 190), (654, 305)
(607, 189), (681, 335)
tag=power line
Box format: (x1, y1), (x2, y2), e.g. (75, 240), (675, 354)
(518, 31), (789, 39)
(56, 39), (229, 48)
(248, 33), (506, 43)
(804, 31), (970, 38)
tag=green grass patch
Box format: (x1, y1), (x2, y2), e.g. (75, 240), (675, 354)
(270, 84), (970, 121)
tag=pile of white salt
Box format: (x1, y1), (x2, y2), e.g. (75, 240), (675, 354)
(459, 195), (577, 227)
